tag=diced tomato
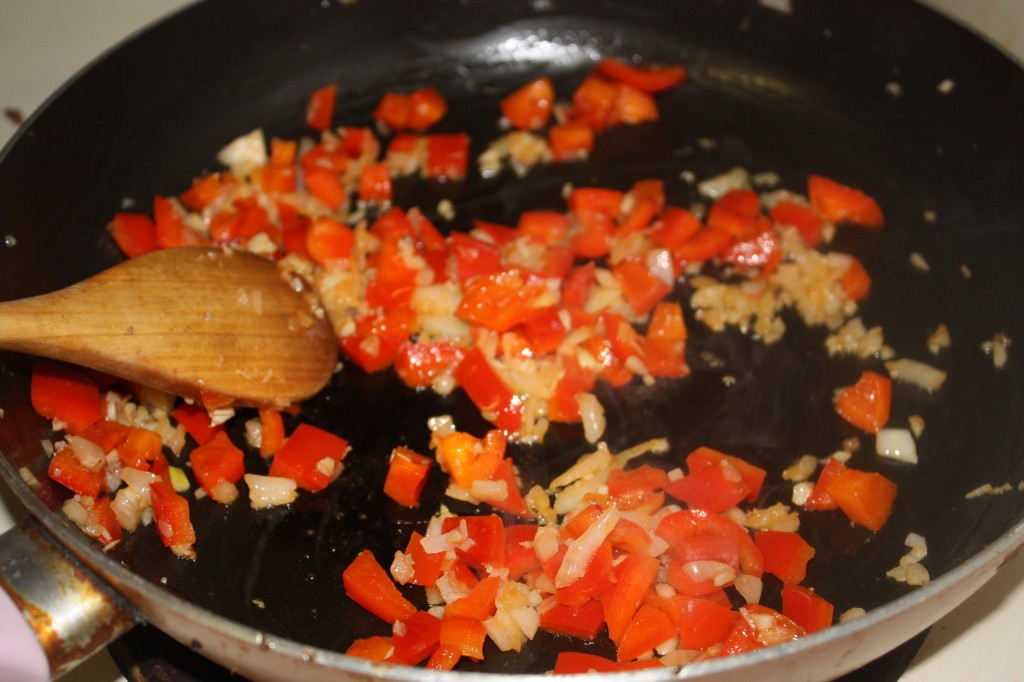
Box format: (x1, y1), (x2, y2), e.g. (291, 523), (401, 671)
(616, 604), (677, 662)
(839, 255), (872, 301)
(686, 447), (766, 503)
(755, 530), (816, 584)
(47, 447), (104, 498)
(501, 76), (555, 130)
(835, 370), (891, 434)
(770, 201), (824, 248)
(267, 423), (349, 492)
(827, 468), (898, 531)
(393, 611), (442, 665)
(781, 584), (834, 634)
(548, 120), (595, 161)
(149, 478), (196, 558)
(189, 431), (245, 501)
(108, 213), (158, 258)
(808, 175), (884, 228)
(539, 599), (605, 641)
(596, 58), (687, 93)
(172, 402), (224, 446)
(425, 133), (469, 181)
(442, 514), (506, 571)
(305, 84), (337, 131)
(383, 446), (432, 508)
(30, 362), (102, 434)
(343, 549), (417, 625)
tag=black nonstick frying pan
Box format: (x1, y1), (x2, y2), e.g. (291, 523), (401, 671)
(1, 1), (1024, 680)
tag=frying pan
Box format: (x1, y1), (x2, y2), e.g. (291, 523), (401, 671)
(2, 0), (1023, 680)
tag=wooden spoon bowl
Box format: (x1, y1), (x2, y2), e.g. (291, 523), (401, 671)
(0, 247), (338, 407)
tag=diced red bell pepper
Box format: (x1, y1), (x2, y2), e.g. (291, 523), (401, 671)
(835, 370), (891, 434)
(441, 514), (506, 571)
(340, 308), (417, 373)
(86, 496), (122, 546)
(802, 456), (848, 511)
(189, 431), (245, 500)
(435, 429), (504, 489)
(383, 446), (432, 508)
(581, 336), (633, 388)
(572, 74), (619, 133)
(548, 120), (595, 161)
(409, 87), (448, 131)
(457, 268), (551, 332)
(770, 201), (824, 248)
(267, 423), (349, 492)
(48, 447), (104, 498)
(425, 133), (469, 181)
(839, 255), (872, 301)
(827, 468), (898, 531)
(258, 408), (285, 458)
(649, 592), (737, 650)
(394, 341), (466, 389)
(393, 611), (443, 665)
(548, 355), (597, 423)
(519, 307), (567, 356)
(149, 477), (196, 558)
(551, 540), (615, 606)
(111, 430), (154, 468)
(179, 173), (227, 211)
(673, 226), (732, 265)
(616, 604), (677, 662)
(108, 213), (158, 258)
(154, 195), (202, 249)
(607, 464), (669, 497)
(485, 457), (531, 518)
(505, 524), (541, 580)
(539, 599), (605, 641)
(445, 575), (502, 621)
(347, 636), (396, 662)
(451, 231), (502, 285)
(359, 162), (393, 204)
(552, 651), (621, 674)
(305, 84), (337, 131)
(501, 76), (555, 130)
(439, 616), (487, 660)
(686, 446), (767, 503)
(425, 645), (461, 670)
(304, 167), (348, 211)
(664, 465), (750, 513)
(78, 420), (130, 454)
(656, 509), (763, 578)
(707, 189), (769, 241)
(403, 531), (446, 588)
(612, 258), (672, 317)
(602, 553), (661, 645)
(755, 530), (816, 584)
(451, 348), (524, 434)
(596, 58), (687, 93)
(719, 227), (782, 274)
(607, 82), (659, 127)
(650, 206), (702, 252)
(305, 216), (355, 269)
(172, 402), (224, 446)
(781, 583), (834, 634)
(343, 549), (417, 625)
(31, 362), (102, 434)
(643, 302), (688, 378)
(808, 175), (884, 228)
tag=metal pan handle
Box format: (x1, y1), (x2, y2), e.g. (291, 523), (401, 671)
(0, 517), (139, 681)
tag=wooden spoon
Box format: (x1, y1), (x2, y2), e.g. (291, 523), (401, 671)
(0, 247), (338, 407)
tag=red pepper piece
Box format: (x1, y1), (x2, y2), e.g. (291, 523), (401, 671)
(781, 583), (834, 633)
(755, 530), (816, 584)
(305, 84), (337, 131)
(31, 362), (102, 434)
(808, 175), (884, 228)
(835, 370), (891, 433)
(501, 76), (555, 130)
(108, 213), (158, 258)
(267, 423), (349, 492)
(383, 446), (432, 508)
(343, 549), (417, 625)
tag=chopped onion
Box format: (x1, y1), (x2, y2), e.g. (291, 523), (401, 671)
(876, 428), (918, 464)
(555, 506), (620, 588)
(66, 435), (105, 471)
(885, 358), (947, 391)
(244, 474), (297, 509)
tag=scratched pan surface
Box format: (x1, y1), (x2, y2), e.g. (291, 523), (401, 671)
(1, 0), (1024, 679)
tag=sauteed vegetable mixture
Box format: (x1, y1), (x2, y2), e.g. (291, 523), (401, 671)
(31, 57), (940, 670)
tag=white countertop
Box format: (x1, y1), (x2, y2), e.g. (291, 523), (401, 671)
(1, 1), (1022, 681)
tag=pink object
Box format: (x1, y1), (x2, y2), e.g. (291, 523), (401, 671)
(0, 587), (49, 682)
